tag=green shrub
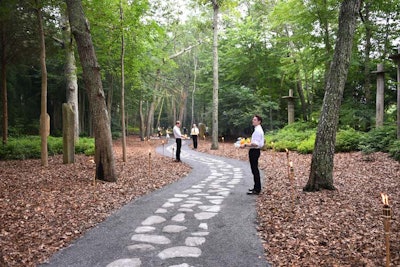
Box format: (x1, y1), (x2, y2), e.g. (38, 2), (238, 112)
(389, 140), (400, 161)
(359, 125), (396, 153)
(112, 131), (122, 140)
(335, 128), (364, 152)
(0, 136), (41, 160)
(84, 146), (95, 156)
(0, 136), (95, 160)
(273, 140), (299, 151)
(297, 133), (315, 154)
(76, 137), (95, 155)
(265, 122), (316, 152)
(48, 136), (64, 155)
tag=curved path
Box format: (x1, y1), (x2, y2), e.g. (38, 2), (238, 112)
(41, 139), (269, 267)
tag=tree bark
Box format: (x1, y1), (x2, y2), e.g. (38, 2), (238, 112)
(296, 76), (308, 121)
(62, 12), (79, 141)
(1, 23), (7, 145)
(320, 0), (333, 83)
(304, 0), (361, 192)
(191, 54), (198, 126)
(66, 0), (117, 182)
(361, 2), (372, 104)
(36, 2), (49, 167)
(139, 99), (145, 141)
(146, 98), (155, 138)
(211, 0), (219, 150)
(120, 0), (126, 162)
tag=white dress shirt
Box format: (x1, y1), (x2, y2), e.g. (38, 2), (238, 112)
(173, 125), (182, 139)
(251, 125), (264, 148)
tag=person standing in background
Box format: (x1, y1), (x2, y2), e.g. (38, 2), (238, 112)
(240, 115), (264, 195)
(191, 123), (199, 149)
(173, 121), (182, 162)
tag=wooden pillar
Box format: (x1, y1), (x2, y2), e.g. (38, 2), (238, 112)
(282, 89), (296, 124)
(389, 48), (400, 139)
(198, 123), (206, 140)
(63, 103), (75, 164)
(372, 64), (385, 127)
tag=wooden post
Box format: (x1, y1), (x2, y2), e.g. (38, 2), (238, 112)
(148, 150), (151, 177)
(381, 193), (391, 267)
(372, 64), (385, 127)
(62, 103), (75, 164)
(282, 89), (296, 124)
(289, 161), (295, 212)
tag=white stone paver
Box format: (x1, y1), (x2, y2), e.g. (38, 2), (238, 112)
(163, 225), (187, 233)
(106, 258), (141, 267)
(141, 215), (166, 226)
(131, 234), (171, 244)
(194, 212), (217, 220)
(185, 237), (206, 246)
(169, 264), (193, 267)
(127, 244), (155, 251)
(171, 213), (186, 222)
(191, 231), (209, 236)
(135, 226), (155, 233)
(158, 246), (202, 260)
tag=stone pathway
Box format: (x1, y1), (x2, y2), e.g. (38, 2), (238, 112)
(41, 139), (268, 267)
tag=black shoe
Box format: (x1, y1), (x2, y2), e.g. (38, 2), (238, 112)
(248, 188), (255, 192)
(174, 159), (181, 162)
(247, 190), (260, 195)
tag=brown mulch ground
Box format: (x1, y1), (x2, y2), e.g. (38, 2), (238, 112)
(1, 136), (399, 266)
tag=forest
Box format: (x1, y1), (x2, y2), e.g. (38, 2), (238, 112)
(1, 0), (400, 266)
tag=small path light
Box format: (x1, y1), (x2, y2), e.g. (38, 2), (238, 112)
(381, 193), (392, 267)
(148, 149), (152, 178)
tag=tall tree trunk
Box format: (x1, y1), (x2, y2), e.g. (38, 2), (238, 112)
(62, 12), (79, 141)
(211, 0), (219, 150)
(191, 54), (198, 126)
(120, 0), (126, 162)
(66, 0), (117, 182)
(107, 73), (113, 121)
(139, 99), (145, 141)
(146, 99), (155, 139)
(319, 0), (333, 85)
(79, 88), (86, 135)
(304, 0), (361, 192)
(1, 23), (7, 145)
(36, 2), (49, 167)
(296, 79), (308, 121)
(359, 1), (372, 104)
(178, 87), (187, 124)
(172, 97), (176, 124)
(156, 96), (164, 128)
(146, 69), (161, 139)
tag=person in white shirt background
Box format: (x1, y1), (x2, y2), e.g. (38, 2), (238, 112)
(173, 121), (182, 162)
(190, 124), (199, 149)
(240, 115), (265, 195)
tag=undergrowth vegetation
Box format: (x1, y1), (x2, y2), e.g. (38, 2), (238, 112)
(0, 136), (95, 160)
(264, 122), (399, 161)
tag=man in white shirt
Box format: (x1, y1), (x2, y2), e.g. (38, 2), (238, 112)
(190, 123), (199, 149)
(240, 115), (264, 195)
(173, 121), (182, 162)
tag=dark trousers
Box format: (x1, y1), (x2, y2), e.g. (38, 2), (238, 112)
(249, 148), (261, 192)
(176, 138), (182, 160)
(192, 135), (198, 149)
